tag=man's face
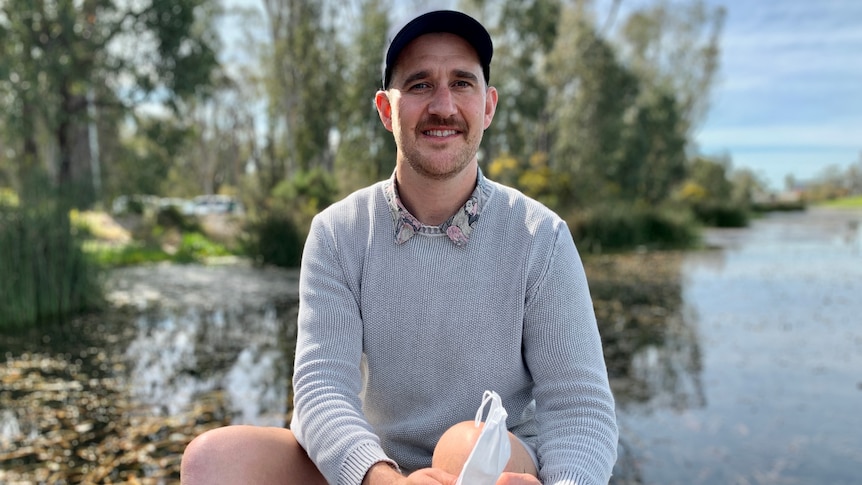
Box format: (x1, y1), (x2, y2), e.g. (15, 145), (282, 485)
(376, 33), (497, 181)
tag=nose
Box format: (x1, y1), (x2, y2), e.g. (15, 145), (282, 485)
(428, 86), (457, 118)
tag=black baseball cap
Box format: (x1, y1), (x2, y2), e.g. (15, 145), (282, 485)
(382, 10), (493, 89)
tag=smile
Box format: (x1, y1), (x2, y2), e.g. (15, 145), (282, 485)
(424, 129), (459, 137)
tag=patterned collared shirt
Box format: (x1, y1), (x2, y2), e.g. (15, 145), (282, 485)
(383, 169), (489, 247)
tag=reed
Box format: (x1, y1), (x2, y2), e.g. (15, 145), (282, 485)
(0, 203), (103, 329)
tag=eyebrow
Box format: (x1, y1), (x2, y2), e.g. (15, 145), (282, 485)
(453, 69), (480, 83)
(400, 69), (481, 88)
(402, 70), (431, 87)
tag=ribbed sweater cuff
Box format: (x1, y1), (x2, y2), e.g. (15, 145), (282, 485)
(339, 440), (398, 485)
(547, 471), (606, 485)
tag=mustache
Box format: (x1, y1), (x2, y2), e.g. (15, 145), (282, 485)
(419, 115), (466, 131)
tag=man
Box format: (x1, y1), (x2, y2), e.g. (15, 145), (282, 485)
(181, 10), (618, 485)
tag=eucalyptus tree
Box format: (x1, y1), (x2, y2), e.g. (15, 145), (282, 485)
(614, 0), (725, 205)
(260, 0), (344, 186)
(0, 0), (220, 204)
(476, 0), (561, 168)
(617, 0), (725, 137)
(544, 1), (639, 208)
(333, 0), (394, 193)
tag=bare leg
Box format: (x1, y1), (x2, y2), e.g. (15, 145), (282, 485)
(431, 421), (538, 477)
(180, 425), (327, 485)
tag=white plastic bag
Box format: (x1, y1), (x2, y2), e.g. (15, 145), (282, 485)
(456, 390), (511, 485)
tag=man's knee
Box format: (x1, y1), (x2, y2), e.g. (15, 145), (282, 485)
(432, 421), (538, 478)
(181, 427), (228, 484)
(181, 425), (319, 485)
(432, 420), (484, 474)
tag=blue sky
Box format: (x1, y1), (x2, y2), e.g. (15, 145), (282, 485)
(683, 0), (861, 189)
(593, 0), (862, 189)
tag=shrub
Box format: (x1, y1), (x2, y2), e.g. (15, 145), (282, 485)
(569, 203), (700, 253)
(691, 201), (750, 227)
(244, 213), (305, 268)
(156, 204), (199, 232)
(174, 232), (231, 263)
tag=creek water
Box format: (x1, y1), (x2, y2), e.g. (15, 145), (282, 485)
(614, 207), (862, 484)
(1, 208), (860, 483)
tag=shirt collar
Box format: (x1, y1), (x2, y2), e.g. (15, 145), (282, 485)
(384, 168), (489, 247)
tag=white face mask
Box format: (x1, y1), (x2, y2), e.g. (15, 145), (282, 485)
(456, 390), (512, 485)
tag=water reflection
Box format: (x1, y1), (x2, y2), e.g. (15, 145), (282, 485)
(588, 252), (705, 414)
(125, 305), (295, 425)
(0, 264), (299, 482)
(585, 252), (710, 484)
(616, 208), (862, 485)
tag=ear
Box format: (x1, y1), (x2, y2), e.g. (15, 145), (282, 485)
(375, 90), (394, 132)
(483, 86), (498, 130)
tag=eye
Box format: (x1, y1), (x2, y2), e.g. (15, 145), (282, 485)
(409, 82), (431, 91)
(453, 80), (473, 89)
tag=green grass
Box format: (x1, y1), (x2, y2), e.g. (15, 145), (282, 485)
(85, 232), (234, 267)
(820, 195), (862, 209)
(86, 242), (173, 267)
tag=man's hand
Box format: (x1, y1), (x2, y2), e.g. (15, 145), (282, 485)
(405, 468), (458, 484)
(362, 462), (457, 485)
(496, 472), (542, 485)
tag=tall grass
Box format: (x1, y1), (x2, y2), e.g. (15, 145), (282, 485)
(0, 203), (103, 329)
(569, 203), (701, 253)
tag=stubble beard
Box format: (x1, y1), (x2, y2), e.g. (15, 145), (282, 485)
(399, 117), (481, 181)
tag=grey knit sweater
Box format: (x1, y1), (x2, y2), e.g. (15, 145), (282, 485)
(290, 172), (618, 485)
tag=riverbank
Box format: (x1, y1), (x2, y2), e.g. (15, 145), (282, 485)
(1, 263), (300, 483)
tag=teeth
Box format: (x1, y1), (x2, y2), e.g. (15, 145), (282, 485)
(426, 130), (457, 137)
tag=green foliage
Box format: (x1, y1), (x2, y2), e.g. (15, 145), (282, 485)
(545, 5), (641, 207)
(156, 205), (200, 232)
(0, 188), (19, 207)
(88, 232), (232, 267)
(143, 0), (221, 102)
(262, 0), (344, 181)
(334, 0), (395, 192)
(618, 0), (725, 132)
(174, 232), (231, 263)
(90, 243), (172, 267)
(0, 204), (103, 329)
(619, 88), (689, 205)
(242, 167), (336, 267)
(244, 214), (305, 268)
(0, 0), (219, 198)
(481, 0), (561, 164)
(569, 203), (700, 253)
(270, 168), (338, 231)
(690, 201), (749, 228)
(0, 0), (738, 255)
(678, 155), (751, 227)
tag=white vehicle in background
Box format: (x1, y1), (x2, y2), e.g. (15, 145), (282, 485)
(189, 195), (244, 215)
(111, 194), (160, 214)
(113, 195), (243, 216)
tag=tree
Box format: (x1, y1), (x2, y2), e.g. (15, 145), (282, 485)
(478, 0), (561, 167)
(333, 0), (395, 193)
(544, 1), (640, 207)
(0, 0), (219, 204)
(729, 167), (767, 207)
(617, 0), (725, 138)
(260, 0), (343, 184)
(618, 86), (688, 205)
